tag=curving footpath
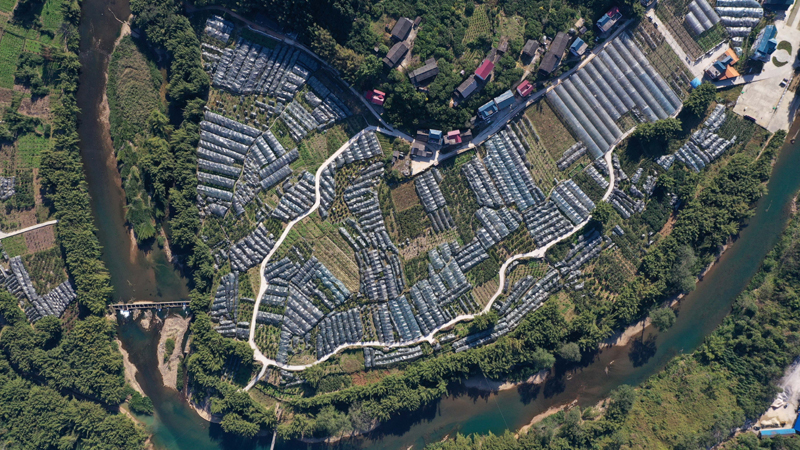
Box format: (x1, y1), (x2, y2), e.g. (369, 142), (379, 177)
(243, 143), (616, 389)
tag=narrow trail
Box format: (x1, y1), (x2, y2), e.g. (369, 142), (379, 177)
(239, 17), (639, 389)
(243, 135), (615, 389)
(0, 220), (58, 239)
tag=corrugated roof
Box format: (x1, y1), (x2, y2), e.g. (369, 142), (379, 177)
(475, 59), (494, 80)
(522, 39), (539, 57)
(456, 75), (478, 98)
(383, 42), (409, 67)
(391, 17), (413, 41)
(409, 58), (439, 83)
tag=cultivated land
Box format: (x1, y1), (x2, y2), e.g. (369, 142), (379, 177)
(0, 0), (73, 323)
(166, 0), (798, 440)
(1, 0), (798, 445)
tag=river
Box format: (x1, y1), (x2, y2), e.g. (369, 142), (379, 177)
(75, 0), (800, 448)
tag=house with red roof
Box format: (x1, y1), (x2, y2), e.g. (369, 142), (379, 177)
(365, 89), (385, 106)
(475, 59), (494, 81)
(516, 80), (534, 97)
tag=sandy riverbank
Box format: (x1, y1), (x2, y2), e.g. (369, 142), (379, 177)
(117, 339), (144, 395)
(157, 314), (191, 390)
(187, 392), (222, 423)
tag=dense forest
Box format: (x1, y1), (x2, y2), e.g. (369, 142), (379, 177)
(128, 0), (279, 437)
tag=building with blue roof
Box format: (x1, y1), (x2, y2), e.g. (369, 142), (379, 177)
(429, 129), (443, 144)
(760, 428), (796, 438)
(691, 77), (703, 88)
(751, 25), (778, 62)
(570, 37), (588, 56)
(478, 101), (499, 120)
(494, 90), (515, 110)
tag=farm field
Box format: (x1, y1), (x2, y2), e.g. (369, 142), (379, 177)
(462, 4), (492, 45)
(510, 115), (568, 194)
(655, 0), (726, 60)
(525, 99), (577, 161)
(633, 20), (693, 100)
(0, 32), (23, 88)
(390, 181), (420, 212)
(16, 133), (48, 168)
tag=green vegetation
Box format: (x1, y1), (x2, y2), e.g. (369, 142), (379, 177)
(0, 3), (148, 448)
(107, 37), (170, 242)
(0, 292), (145, 447)
(778, 40), (792, 53)
(649, 306), (676, 331)
(682, 82), (717, 118)
(630, 117), (682, 156)
(164, 337), (175, 362)
(129, 391), (155, 415)
(395, 204), (429, 241)
(17, 132), (49, 168)
(772, 56), (788, 67)
(428, 190), (800, 449)
(2, 234), (27, 256)
(0, 33), (23, 89)
(22, 247), (67, 295)
(107, 37), (162, 147)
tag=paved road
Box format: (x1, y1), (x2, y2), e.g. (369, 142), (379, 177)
(192, 9), (627, 385)
(185, 3), (412, 142)
(0, 220), (58, 239)
(243, 136), (619, 382)
(410, 18), (638, 176)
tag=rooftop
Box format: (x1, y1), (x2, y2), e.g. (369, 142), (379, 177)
(539, 32), (570, 74)
(409, 58), (439, 84)
(391, 17), (413, 41)
(522, 39), (539, 59)
(383, 42), (409, 68)
(456, 75), (479, 99)
(475, 59), (494, 80)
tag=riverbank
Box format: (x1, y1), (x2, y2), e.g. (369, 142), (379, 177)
(118, 338), (145, 395)
(158, 314), (191, 390)
(463, 369), (550, 392)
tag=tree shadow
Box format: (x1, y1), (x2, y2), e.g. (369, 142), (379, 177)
(517, 382), (542, 405)
(628, 334), (658, 367)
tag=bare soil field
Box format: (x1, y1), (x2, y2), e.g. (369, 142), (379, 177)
(390, 181), (420, 212)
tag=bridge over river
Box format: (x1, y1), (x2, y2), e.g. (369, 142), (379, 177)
(110, 301), (190, 312)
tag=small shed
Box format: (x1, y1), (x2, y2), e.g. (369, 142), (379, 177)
(365, 89), (386, 106)
(409, 58), (439, 85)
(516, 80), (534, 97)
(478, 101), (498, 119)
(456, 75), (479, 99)
(570, 37), (588, 56)
(521, 39), (540, 61)
(446, 130), (462, 145)
(497, 40), (509, 54)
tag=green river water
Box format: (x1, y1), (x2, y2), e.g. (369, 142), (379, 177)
(75, 0), (800, 447)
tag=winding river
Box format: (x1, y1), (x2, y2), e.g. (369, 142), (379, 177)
(75, 0), (800, 448)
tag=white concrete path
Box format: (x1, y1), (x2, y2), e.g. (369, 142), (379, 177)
(0, 220), (58, 239)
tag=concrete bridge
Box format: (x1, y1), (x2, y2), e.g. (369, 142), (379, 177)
(109, 301), (190, 311)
